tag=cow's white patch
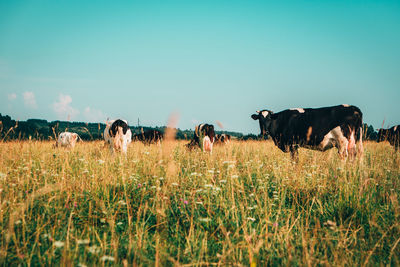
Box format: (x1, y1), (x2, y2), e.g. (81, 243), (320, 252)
(203, 136), (213, 153)
(261, 111), (269, 117)
(342, 104), (350, 107)
(318, 126), (348, 154)
(290, 108), (305, 113)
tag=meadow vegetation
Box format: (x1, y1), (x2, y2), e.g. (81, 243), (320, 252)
(0, 140), (399, 266)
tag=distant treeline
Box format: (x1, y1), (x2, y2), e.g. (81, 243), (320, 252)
(0, 113), (380, 142)
(0, 113), (247, 141)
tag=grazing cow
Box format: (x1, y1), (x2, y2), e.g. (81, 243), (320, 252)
(187, 123), (215, 152)
(104, 119), (132, 154)
(377, 125), (400, 151)
(215, 133), (231, 144)
(57, 132), (80, 148)
(133, 129), (163, 145)
(251, 104), (364, 160)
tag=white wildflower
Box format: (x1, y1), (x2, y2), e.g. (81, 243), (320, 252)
(76, 239), (90, 245)
(117, 200), (127, 205)
(199, 217), (211, 223)
(87, 245), (101, 254)
(247, 217), (256, 222)
(204, 184), (213, 188)
(53, 241), (65, 248)
(100, 255), (115, 262)
(42, 233), (51, 239)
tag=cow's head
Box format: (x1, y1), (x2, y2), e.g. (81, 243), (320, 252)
(251, 110), (273, 137)
(377, 128), (388, 142)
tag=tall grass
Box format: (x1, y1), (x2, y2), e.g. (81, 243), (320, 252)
(0, 140), (399, 266)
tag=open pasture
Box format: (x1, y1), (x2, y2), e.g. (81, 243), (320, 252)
(0, 140), (399, 266)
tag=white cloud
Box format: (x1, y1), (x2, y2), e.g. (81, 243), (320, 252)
(52, 94), (79, 120)
(8, 93), (17, 101)
(23, 91), (37, 109)
(83, 107), (105, 123)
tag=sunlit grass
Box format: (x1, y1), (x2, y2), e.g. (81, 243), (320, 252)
(0, 140), (399, 265)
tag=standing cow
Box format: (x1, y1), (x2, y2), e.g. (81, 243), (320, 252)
(377, 125), (400, 151)
(57, 132), (81, 148)
(104, 119), (132, 154)
(133, 129), (163, 145)
(251, 104), (364, 160)
(187, 123), (215, 153)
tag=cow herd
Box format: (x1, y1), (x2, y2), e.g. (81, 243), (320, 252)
(55, 104), (399, 159)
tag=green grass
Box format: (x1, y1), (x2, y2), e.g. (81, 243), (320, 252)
(0, 140), (399, 266)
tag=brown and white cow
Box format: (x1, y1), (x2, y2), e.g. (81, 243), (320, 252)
(215, 133), (231, 144)
(57, 132), (80, 148)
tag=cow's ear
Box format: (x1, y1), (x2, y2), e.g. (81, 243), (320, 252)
(251, 114), (259, 120)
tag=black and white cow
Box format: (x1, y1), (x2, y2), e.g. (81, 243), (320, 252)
(133, 129), (163, 145)
(104, 119), (132, 154)
(215, 133), (231, 144)
(251, 104), (364, 159)
(377, 125), (400, 151)
(187, 123), (215, 152)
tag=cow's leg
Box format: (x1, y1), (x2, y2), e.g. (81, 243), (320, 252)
(290, 146), (299, 162)
(121, 137), (127, 154)
(337, 137), (349, 160)
(347, 130), (356, 161)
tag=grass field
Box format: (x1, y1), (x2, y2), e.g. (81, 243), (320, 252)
(0, 140), (399, 266)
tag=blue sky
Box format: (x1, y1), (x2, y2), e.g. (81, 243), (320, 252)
(1, 1), (399, 134)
